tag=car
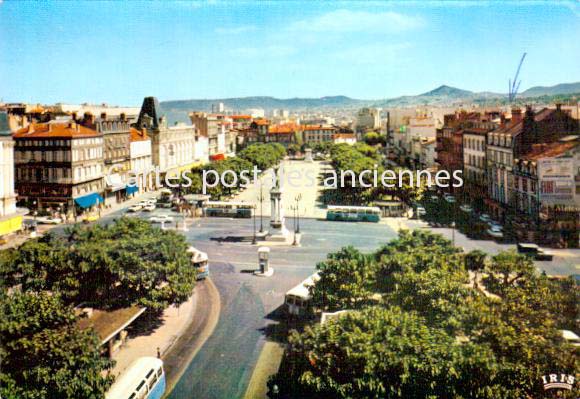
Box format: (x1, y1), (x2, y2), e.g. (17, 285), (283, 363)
(479, 214), (491, 223)
(149, 215), (174, 224)
(148, 197), (158, 204)
(142, 204), (156, 212)
(127, 204), (142, 212)
(416, 206), (426, 217)
(486, 225), (504, 239)
(36, 216), (63, 225)
(430, 195), (439, 201)
(83, 214), (99, 223)
(459, 204), (473, 213)
(535, 248), (554, 261)
(138, 201), (150, 207)
(516, 243), (553, 261)
(444, 195), (456, 203)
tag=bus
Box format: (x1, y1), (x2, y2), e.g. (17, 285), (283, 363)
(285, 273), (320, 317)
(106, 357), (165, 399)
(204, 201), (254, 218)
(187, 246), (209, 280)
(326, 205), (381, 223)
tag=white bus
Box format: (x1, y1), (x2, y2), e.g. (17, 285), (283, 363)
(187, 246), (209, 280)
(285, 273), (320, 317)
(106, 357), (165, 399)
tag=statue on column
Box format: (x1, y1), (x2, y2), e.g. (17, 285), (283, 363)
(268, 167), (289, 241)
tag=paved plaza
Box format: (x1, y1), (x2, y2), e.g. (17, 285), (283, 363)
(234, 159), (327, 219)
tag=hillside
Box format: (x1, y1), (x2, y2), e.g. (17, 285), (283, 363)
(160, 82), (580, 118)
(520, 82), (580, 97)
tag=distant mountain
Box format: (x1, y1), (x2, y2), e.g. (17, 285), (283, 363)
(419, 85), (474, 98)
(161, 95), (366, 113)
(520, 82), (580, 97)
(160, 82), (580, 121)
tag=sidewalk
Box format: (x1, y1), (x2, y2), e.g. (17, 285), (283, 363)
(110, 287), (198, 378)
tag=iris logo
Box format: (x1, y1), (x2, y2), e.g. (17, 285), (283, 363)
(541, 373), (575, 391)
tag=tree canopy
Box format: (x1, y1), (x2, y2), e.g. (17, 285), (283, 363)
(279, 230), (579, 398)
(0, 291), (113, 399)
(2, 217), (195, 310)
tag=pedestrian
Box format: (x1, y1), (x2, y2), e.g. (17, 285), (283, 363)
(157, 347), (161, 359)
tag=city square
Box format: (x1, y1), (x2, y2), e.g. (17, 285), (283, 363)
(1, 2), (579, 399)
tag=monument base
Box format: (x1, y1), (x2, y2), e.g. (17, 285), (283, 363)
(254, 268), (274, 277)
(267, 226), (290, 242)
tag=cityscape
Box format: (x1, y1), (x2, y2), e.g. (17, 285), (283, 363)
(0, 2), (579, 399)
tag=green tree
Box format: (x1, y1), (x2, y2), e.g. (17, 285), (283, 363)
(4, 218), (196, 311)
(310, 247), (379, 312)
(0, 291), (113, 399)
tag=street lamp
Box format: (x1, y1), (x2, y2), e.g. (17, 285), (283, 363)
(451, 221), (456, 246)
(252, 205), (257, 245)
(290, 203), (298, 246)
(294, 193), (302, 234)
(258, 182), (265, 233)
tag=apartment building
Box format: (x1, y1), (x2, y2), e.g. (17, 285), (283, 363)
(13, 121), (104, 216)
(136, 97), (198, 175)
(0, 112), (24, 238)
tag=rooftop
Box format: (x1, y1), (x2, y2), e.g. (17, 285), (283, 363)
(129, 127), (149, 142)
(521, 140), (578, 161)
(77, 305), (146, 345)
(13, 122), (101, 139)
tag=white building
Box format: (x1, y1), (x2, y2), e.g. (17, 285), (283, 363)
(356, 107), (381, 132)
(245, 108), (265, 118)
(129, 128), (153, 193)
(0, 112), (23, 238)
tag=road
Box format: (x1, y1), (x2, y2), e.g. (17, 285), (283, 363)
(166, 216), (397, 399)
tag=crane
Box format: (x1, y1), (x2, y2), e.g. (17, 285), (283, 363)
(508, 52), (527, 103)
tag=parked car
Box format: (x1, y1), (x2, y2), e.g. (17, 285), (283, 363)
(127, 204), (142, 212)
(479, 214), (491, 223)
(535, 248), (554, 261)
(486, 225), (504, 239)
(516, 243), (553, 261)
(444, 195), (456, 203)
(459, 204), (473, 213)
(430, 195), (439, 201)
(149, 215), (174, 224)
(142, 204), (156, 212)
(416, 206), (426, 217)
(82, 214), (99, 223)
(36, 216), (63, 225)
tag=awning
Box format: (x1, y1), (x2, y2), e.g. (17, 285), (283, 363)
(126, 185), (139, 195)
(75, 193), (104, 209)
(106, 173), (125, 192)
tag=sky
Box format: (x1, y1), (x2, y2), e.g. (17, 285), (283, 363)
(0, 0), (579, 105)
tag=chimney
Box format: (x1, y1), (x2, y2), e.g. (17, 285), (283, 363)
(511, 108), (522, 124)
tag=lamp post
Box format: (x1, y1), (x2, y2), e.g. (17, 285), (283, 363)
(258, 182), (265, 233)
(451, 221), (456, 246)
(295, 193), (302, 234)
(252, 205), (257, 245)
(290, 203), (298, 246)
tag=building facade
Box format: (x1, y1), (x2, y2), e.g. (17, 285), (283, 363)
(511, 139), (579, 247)
(0, 112), (24, 238)
(136, 97), (198, 176)
(487, 106), (579, 221)
(14, 121), (104, 217)
(302, 125), (338, 144)
(129, 127), (153, 194)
